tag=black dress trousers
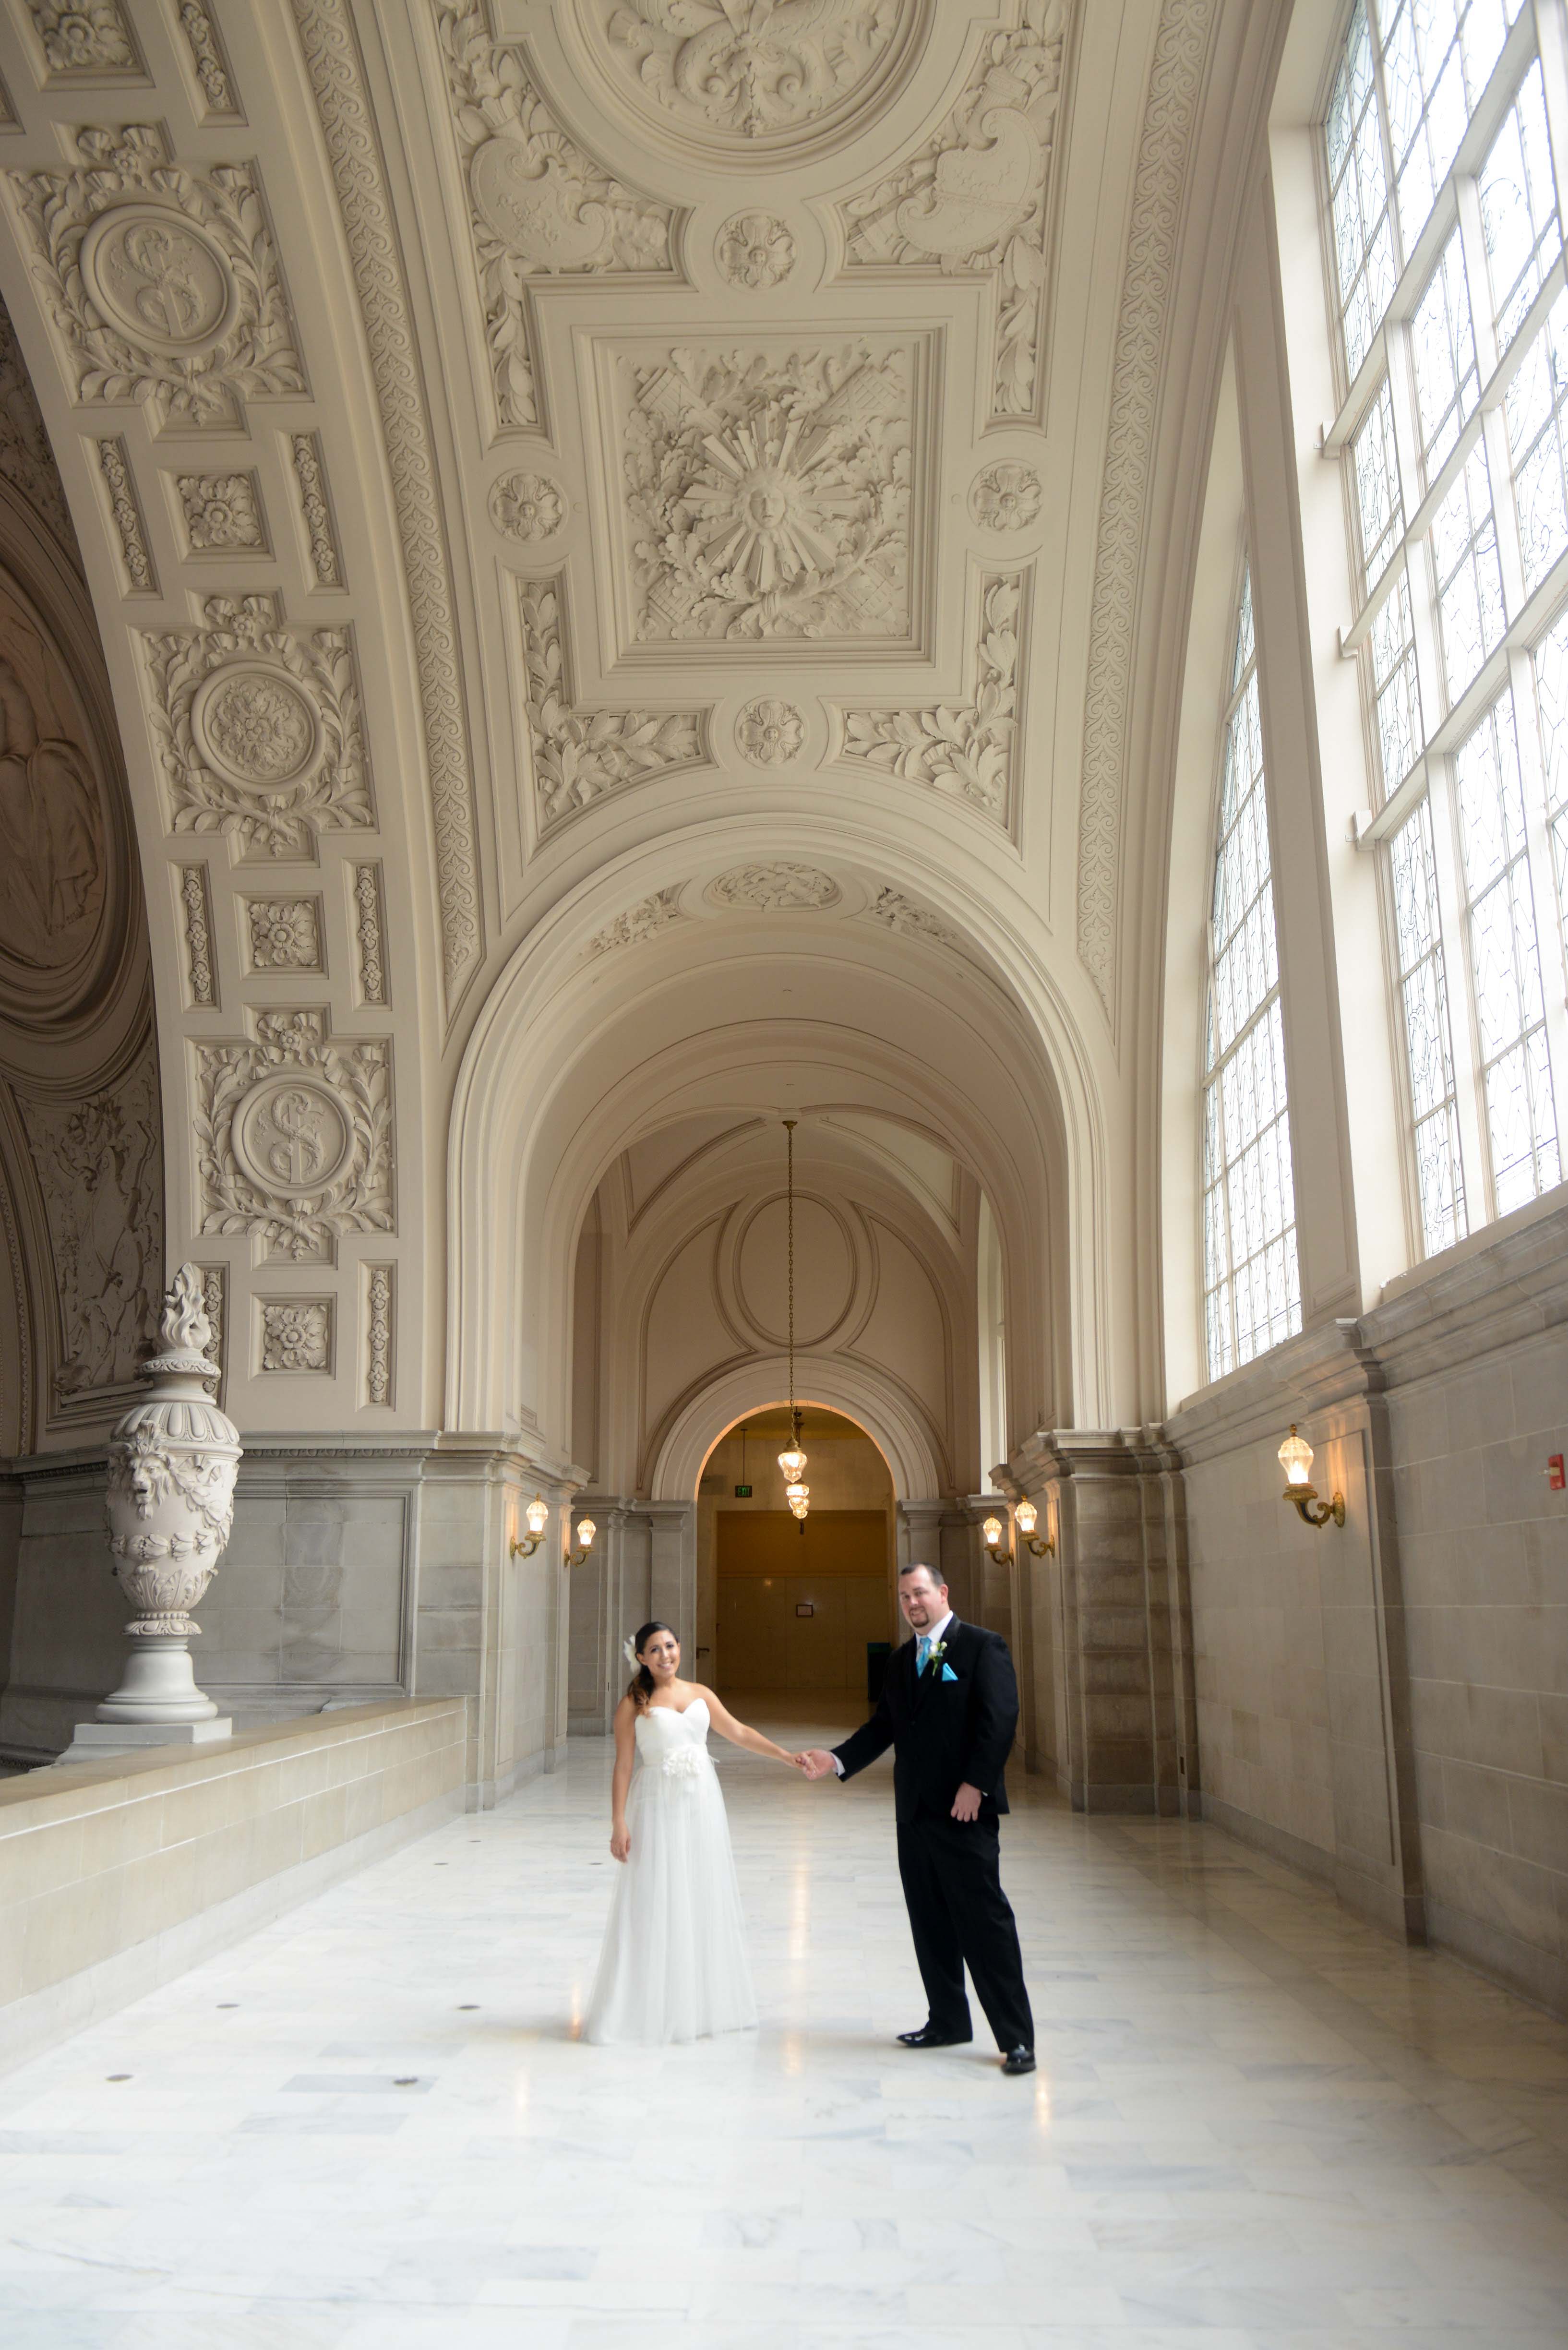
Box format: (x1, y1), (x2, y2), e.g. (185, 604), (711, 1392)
(896, 1811), (1033, 2051)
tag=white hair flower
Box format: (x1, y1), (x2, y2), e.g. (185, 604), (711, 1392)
(622, 1634), (640, 1671)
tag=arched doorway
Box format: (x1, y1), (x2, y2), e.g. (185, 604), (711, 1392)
(697, 1406), (896, 1705)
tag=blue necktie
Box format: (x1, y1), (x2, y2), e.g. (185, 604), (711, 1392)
(916, 1635), (931, 1673)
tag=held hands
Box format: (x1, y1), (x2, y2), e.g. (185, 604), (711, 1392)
(796, 1748), (838, 1780)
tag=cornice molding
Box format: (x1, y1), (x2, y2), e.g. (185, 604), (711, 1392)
(290, 0), (482, 1015)
(1076, 0), (1217, 1018)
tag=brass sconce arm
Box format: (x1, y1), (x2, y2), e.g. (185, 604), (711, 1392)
(1284, 1484), (1345, 1530)
(510, 1493), (550, 1560)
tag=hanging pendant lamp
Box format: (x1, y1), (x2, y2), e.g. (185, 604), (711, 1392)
(778, 1119), (807, 1526)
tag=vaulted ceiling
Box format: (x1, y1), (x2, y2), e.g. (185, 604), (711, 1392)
(0, 0), (1285, 1443)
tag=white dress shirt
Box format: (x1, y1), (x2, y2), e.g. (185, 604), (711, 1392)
(831, 1610), (954, 1775)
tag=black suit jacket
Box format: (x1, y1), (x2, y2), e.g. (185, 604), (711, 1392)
(832, 1618), (1019, 1825)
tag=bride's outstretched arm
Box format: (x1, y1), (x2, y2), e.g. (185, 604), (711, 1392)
(698, 1687), (803, 1767)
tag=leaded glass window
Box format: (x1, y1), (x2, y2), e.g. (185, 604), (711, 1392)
(1201, 568), (1302, 1381)
(1321, 0), (1568, 1261)
(1453, 695), (1561, 1208)
(1389, 801), (1468, 1249)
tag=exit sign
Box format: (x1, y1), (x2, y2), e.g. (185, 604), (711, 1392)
(733, 1483), (752, 1497)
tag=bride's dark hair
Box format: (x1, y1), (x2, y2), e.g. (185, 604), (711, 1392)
(627, 1620), (674, 1713)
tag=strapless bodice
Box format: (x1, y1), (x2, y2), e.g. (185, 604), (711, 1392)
(634, 1699), (712, 1782)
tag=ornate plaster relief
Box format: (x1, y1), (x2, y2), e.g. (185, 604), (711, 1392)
(193, 1007), (393, 1263)
(608, 335), (922, 648)
(174, 2), (239, 121)
(705, 864), (841, 911)
(259, 1294), (334, 1373)
(568, 0), (930, 164)
(289, 432), (343, 588)
(518, 575), (707, 831)
(735, 698), (805, 765)
(587, 886), (688, 956)
(179, 863), (216, 1007)
(4, 126), (305, 430)
(715, 213), (796, 289)
(838, 0), (1070, 420)
(352, 863), (387, 1006)
(139, 591), (373, 859)
(22, 0), (141, 78)
(0, 300), (78, 557)
(432, 0), (674, 433)
(96, 439), (156, 592)
(364, 1261), (394, 1404)
(489, 469), (564, 541)
(839, 570), (1026, 823)
(244, 898), (324, 974)
(175, 469), (266, 554)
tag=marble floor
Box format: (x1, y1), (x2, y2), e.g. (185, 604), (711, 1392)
(2, 1708), (1568, 2348)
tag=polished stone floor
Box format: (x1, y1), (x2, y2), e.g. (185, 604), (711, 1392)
(2, 1706), (1568, 2347)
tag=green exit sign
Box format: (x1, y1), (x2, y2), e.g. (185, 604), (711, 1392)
(733, 1483), (753, 1497)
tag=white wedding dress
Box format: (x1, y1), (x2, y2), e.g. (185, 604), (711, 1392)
(585, 1698), (758, 2046)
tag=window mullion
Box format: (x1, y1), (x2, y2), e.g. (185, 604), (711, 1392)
(1508, 644), (1568, 1131)
(1427, 751), (1494, 1205)
(1386, 324), (1449, 750)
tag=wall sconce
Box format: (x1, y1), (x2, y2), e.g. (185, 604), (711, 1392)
(1015, 1497), (1055, 1557)
(1279, 1427), (1344, 1529)
(565, 1516), (597, 1568)
(981, 1513), (1011, 1566)
(510, 1493), (550, 1559)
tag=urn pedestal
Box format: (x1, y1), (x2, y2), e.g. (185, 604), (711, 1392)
(56, 1266), (242, 1765)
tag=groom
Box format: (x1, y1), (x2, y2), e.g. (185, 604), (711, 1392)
(800, 1562), (1034, 2075)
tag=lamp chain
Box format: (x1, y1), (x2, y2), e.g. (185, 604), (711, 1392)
(785, 1118), (796, 1418)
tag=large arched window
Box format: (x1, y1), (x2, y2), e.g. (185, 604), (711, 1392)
(1201, 567), (1303, 1380)
(1323, 0), (1568, 1252)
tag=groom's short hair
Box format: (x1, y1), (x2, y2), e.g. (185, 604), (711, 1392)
(899, 1561), (945, 1589)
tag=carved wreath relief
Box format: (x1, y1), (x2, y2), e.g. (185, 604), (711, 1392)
(706, 863), (841, 911)
(5, 127), (305, 429)
(617, 339), (915, 642)
(841, 572), (1025, 821)
(195, 1008), (393, 1262)
(141, 592), (372, 858)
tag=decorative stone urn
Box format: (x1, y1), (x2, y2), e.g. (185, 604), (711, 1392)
(96, 1263), (242, 1730)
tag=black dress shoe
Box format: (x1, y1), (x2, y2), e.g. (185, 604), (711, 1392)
(1001, 2046), (1036, 2075)
(897, 2024), (972, 2048)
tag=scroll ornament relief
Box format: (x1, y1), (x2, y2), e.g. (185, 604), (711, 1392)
(432, 0), (672, 432)
(840, 0), (1069, 419)
(198, 1264), (226, 1383)
(25, 0), (138, 74)
(353, 863), (386, 1004)
(587, 0), (907, 147)
(5, 127), (305, 429)
(18, 1047), (163, 1398)
(180, 863), (215, 1004)
(622, 341), (911, 642)
(290, 433), (342, 586)
(862, 885), (965, 950)
(0, 300), (78, 557)
(175, 1), (237, 117)
(519, 577), (706, 829)
(841, 573), (1023, 821)
(98, 438), (156, 589)
(588, 885), (687, 955)
(366, 1263), (393, 1404)
(141, 592), (373, 857)
(706, 863), (840, 910)
(195, 1008), (393, 1261)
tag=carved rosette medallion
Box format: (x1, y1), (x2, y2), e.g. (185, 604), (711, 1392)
(489, 470), (564, 542)
(716, 213), (795, 289)
(141, 593), (371, 858)
(736, 698), (804, 765)
(970, 462), (1042, 531)
(5, 127), (305, 428)
(611, 336), (919, 646)
(194, 1007), (392, 1261)
(572, 0), (925, 161)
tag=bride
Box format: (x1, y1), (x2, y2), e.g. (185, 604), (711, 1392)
(584, 1620), (802, 2046)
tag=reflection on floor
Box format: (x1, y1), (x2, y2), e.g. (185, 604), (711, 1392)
(2, 1710), (1567, 2347)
